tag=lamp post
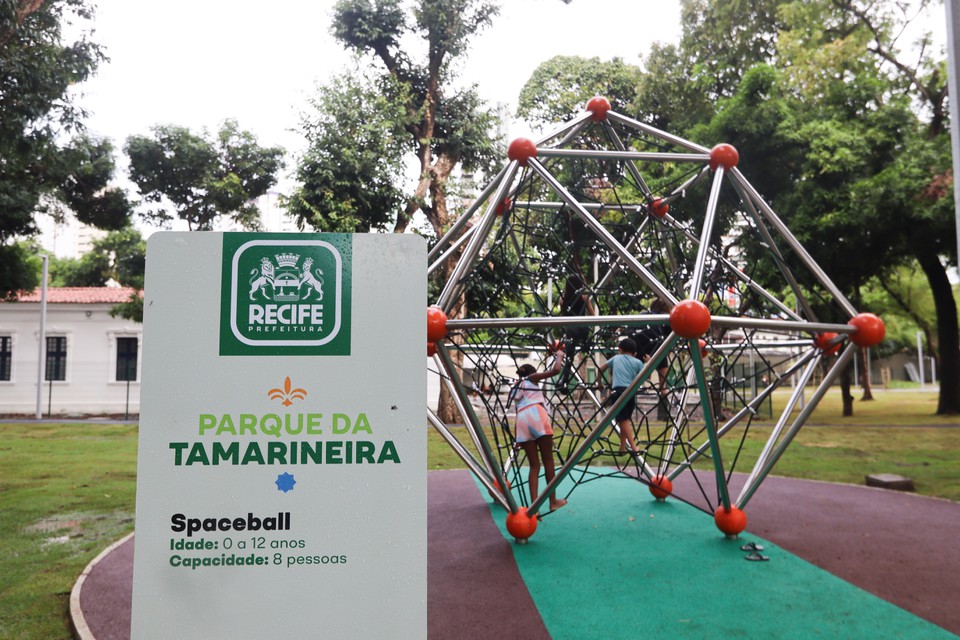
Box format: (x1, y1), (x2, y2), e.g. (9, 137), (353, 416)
(948, 0), (960, 259)
(917, 331), (925, 388)
(35, 254), (48, 419)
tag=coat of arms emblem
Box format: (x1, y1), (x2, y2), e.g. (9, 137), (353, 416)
(248, 253), (325, 302)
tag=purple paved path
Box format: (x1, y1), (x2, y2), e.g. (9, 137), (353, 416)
(72, 471), (960, 638)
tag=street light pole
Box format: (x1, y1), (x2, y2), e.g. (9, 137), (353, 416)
(35, 254), (48, 419)
(948, 0), (960, 260)
(917, 331), (925, 388)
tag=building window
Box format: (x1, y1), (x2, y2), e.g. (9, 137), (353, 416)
(116, 337), (138, 382)
(0, 336), (10, 381)
(45, 336), (67, 381)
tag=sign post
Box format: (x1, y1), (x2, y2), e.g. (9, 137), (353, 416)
(131, 232), (426, 638)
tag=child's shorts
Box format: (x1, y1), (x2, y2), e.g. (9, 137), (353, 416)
(515, 404), (554, 443)
(609, 387), (636, 422)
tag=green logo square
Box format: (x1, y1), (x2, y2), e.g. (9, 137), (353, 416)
(219, 234), (352, 356)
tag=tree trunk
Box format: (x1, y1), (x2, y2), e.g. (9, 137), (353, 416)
(427, 155), (468, 425)
(916, 252), (960, 414)
(858, 348), (874, 401)
(840, 360), (854, 417)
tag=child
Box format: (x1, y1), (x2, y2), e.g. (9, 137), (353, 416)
(508, 344), (568, 511)
(598, 337), (644, 454)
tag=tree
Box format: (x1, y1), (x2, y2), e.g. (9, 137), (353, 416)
(678, 0), (786, 100)
(517, 56), (642, 124)
(863, 264), (940, 360)
(0, 0), (122, 298)
(667, 0), (959, 414)
(289, 0), (504, 423)
(48, 228), (145, 287)
(777, 0), (959, 413)
(288, 0), (503, 238)
(285, 71), (411, 233)
(125, 120), (285, 231)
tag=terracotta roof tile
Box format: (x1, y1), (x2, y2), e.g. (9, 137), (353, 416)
(13, 287), (138, 304)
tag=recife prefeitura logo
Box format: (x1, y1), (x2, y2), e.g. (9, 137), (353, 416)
(220, 234), (352, 356)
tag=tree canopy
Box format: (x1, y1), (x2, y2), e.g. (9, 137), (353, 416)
(47, 227), (145, 289)
(287, 0), (503, 238)
(517, 55), (642, 124)
(0, 0), (127, 298)
(125, 120), (284, 231)
(516, 0), (958, 413)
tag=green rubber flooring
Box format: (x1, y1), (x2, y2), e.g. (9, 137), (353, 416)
(482, 476), (956, 640)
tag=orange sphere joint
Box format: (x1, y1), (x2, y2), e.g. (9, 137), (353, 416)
(649, 475), (673, 501)
(506, 507), (538, 541)
(427, 342), (437, 357)
(495, 197), (512, 216)
(669, 300), (712, 339)
(815, 332), (841, 356)
(849, 313), (886, 348)
(487, 478), (511, 500)
(586, 96), (611, 122)
(649, 198), (670, 218)
(507, 137), (538, 166)
(714, 505), (748, 537)
(426, 306), (448, 343)
(698, 338), (709, 357)
(709, 143), (739, 171)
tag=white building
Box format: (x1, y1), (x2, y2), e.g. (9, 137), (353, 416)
(0, 287), (142, 417)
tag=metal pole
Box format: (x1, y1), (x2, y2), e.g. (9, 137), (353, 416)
(536, 147), (711, 163)
(436, 162), (520, 312)
(527, 158), (679, 304)
(35, 254), (48, 420)
(729, 169), (859, 317)
(428, 164), (509, 263)
(946, 0), (960, 259)
(917, 331), (925, 387)
(428, 411), (509, 511)
(688, 338), (731, 510)
(735, 355), (820, 505)
(739, 344), (858, 509)
(446, 314), (853, 335)
(606, 111), (711, 153)
(688, 167), (725, 297)
(434, 342), (520, 514)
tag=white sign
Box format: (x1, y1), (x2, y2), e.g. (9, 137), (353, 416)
(131, 233), (426, 638)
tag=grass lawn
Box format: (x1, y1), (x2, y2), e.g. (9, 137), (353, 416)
(0, 423), (137, 639)
(1, 387), (958, 639)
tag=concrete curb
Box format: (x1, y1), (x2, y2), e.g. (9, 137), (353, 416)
(70, 532), (135, 640)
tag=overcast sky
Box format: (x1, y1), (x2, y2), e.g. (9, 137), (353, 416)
(73, 0), (683, 158)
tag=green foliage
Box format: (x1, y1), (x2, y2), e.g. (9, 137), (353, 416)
(635, 43), (715, 132)
(0, 0), (119, 298)
(59, 136), (134, 231)
(47, 228), (146, 289)
(48, 253), (109, 287)
(0, 242), (41, 299)
(291, 0), (503, 237)
(286, 72), (410, 232)
(125, 120), (284, 231)
(679, 0), (786, 99)
(517, 56), (642, 124)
